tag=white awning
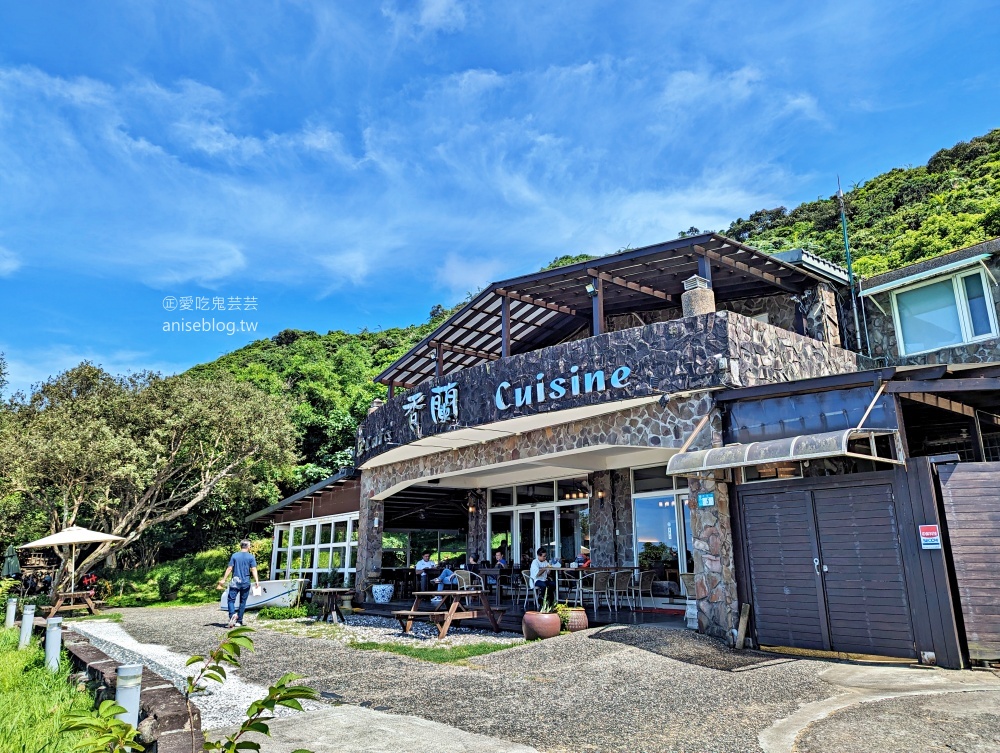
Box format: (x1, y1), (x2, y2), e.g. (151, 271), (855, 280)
(665, 428), (901, 476)
(859, 254), (991, 297)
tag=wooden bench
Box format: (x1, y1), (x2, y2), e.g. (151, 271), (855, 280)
(394, 590), (505, 638)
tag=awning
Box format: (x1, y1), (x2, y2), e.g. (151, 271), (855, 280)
(665, 428), (901, 476)
(859, 254), (991, 297)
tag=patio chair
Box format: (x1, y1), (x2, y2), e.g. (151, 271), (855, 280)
(630, 570), (656, 609)
(609, 570), (634, 611)
(578, 570), (610, 616)
(521, 570), (539, 611)
(453, 569), (485, 603)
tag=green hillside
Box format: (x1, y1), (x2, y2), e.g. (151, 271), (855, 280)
(726, 128), (1000, 276)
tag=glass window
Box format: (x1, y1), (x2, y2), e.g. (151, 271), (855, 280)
(489, 512), (512, 561)
(634, 495), (681, 592)
(277, 552), (289, 569)
(303, 525), (316, 546)
(518, 511), (536, 567)
(334, 521), (348, 543)
(539, 510), (556, 558)
(277, 529), (289, 549)
(490, 487), (514, 507)
(896, 279), (964, 353)
(557, 478), (589, 501)
(963, 273), (993, 337)
(319, 524), (332, 545)
(559, 505), (589, 562)
(291, 528), (303, 547)
(516, 482), (555, 505)
(633, 466), (673, 493)
(317, 549), (331, 569)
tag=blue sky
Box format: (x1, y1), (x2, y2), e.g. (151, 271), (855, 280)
(1, 1), (999, 395)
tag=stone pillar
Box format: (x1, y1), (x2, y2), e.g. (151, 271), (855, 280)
(681, 276), (716, 318)
(466, 490), (487, 562)
(355, 472), (384, 602)
(686, 475), (739, 642)
(588, 471), (614, 567)
(610, 469), (634, 566)
(801, 283), (842, 347)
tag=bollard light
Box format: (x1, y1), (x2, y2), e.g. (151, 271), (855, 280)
(45, 617), (63, 672)
(18, 604), (36, 649)
(4, 598), (16, 629)
(115, 664), (143, 729)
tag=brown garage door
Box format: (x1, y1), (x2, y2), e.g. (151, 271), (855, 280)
(937, 463), (1000, 662)
(739, 476), (916, 659)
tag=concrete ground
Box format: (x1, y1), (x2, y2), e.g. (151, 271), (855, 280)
(97, 605), (1000, 753)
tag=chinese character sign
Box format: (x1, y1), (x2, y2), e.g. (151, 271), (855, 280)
(402, 392), (426, 433)
(430, 383), (459, 424)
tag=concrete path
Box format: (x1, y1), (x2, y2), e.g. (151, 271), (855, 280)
(211, 705), (538, 753)
(759, 663), (1000, 753)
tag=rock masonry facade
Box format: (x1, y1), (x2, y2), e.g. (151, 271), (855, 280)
(357, 309), (863, 639)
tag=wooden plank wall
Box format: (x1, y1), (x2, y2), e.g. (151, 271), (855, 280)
(938, 462), (1000, 662)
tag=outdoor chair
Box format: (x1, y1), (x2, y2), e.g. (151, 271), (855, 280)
(453, 569), (485, 603)
(609, 570), (634, 611)
(578, 570), (610, 616)
(521, 570), (539, 611)
(630, 570), (656, 609)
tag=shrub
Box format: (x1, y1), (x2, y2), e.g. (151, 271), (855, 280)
(258, 605), (309, 620)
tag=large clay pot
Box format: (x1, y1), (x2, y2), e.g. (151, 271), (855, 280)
(522, 611), (561, 640)
(565, 608), (589, 632)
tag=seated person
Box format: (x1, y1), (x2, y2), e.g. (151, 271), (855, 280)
(494, 550), (508, 568)
(575, 546), (591, 568)
(432, 566), (460, 595)
(529, 547), (557, 600)
(414, 551), (437, 590)
(466, 554), (481, 573)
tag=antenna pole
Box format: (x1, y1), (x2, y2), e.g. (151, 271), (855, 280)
(838, 177), (863, 352)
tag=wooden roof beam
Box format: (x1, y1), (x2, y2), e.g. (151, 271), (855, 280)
(692, 244), (802, 294)
(495, 289), (577, 316)
(586, 268), (677, 303)
(429, 340), (500, 362)
(899, 392), (1000, 426)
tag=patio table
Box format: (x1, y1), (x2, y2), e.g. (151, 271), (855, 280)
(309, 587), (353, 623)
(392, 588), (503, 639)
(47, 591), (99, 618)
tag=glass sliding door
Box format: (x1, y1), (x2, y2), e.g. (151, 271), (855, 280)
(633, 493), (686, 597)
(518, 511), (536, 569)
(539, 510), (556, 559)
(489, 512), (512, 562)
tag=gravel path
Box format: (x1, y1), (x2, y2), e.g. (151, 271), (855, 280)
(70, 619), (323, 730)
(101, 604), (843, 753)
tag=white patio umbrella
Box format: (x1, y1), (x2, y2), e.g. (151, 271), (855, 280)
(20, 525), (124, 594)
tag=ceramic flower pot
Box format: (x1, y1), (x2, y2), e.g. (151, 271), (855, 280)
(565, 608), (589, 632)
(522, 611), (561, 640)
(371, 584), (394, 604)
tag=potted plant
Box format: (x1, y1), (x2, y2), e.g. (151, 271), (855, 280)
(522, 590), (562, 640)
(555, 602), (589, 632)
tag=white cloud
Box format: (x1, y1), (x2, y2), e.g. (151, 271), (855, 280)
(418, 0), (467, 32)
(0, 247), (20, 277)
(435, 253), (505, 298)
(132, 236), (247, 287)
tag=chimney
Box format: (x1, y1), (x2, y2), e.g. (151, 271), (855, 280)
(681, 275), (716, 317)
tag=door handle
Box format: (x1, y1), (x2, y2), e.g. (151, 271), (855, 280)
(813, 557), (820, 574)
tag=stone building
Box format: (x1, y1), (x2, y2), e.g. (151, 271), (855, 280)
(351, 233), (860, 640)
(246, 233), (1000, 669)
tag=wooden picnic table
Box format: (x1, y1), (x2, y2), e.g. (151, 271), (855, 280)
(48, 591), (99, 618)
(309, 587), (353, 623)
(393, 589), (504, 639)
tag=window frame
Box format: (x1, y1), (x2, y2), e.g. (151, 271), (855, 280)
(890, 268), (998, 356)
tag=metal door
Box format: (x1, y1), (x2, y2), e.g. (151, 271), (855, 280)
(739, 476), (917, 658)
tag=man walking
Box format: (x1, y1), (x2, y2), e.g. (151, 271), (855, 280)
(218, 539), (260, 628)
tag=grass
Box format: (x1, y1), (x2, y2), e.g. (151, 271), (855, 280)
(0, 627), (94, 753)
(64, 612), (123, 623)
(348, 640), (520, 664)
(105, 539), (270, 608)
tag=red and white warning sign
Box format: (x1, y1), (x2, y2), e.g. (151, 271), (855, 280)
(919, 524), (942, 550)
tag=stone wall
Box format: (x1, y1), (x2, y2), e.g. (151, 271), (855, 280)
(587, 469), (634, 567)
(466, 490), (488, 562)
(686, 476), (739, 641)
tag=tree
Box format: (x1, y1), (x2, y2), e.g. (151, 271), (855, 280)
(541, 253), (597, 270)
(0, 363), (297, 587)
